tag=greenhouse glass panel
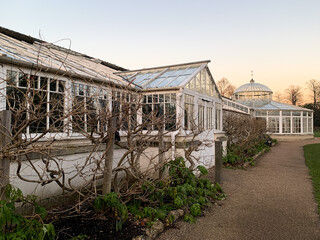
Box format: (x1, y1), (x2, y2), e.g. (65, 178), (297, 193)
(154, 76), (177, 88)
(161, 69), (178, 78)
(256, 111), (267, 116)
(282, 117), (291, 133)
(268, 117), (279, 133)
(282, 111), (291, 116)
(148, 77), (166, 88)
(172, 68), (189, 76)
(183, 67), (199, 75)
(292, 111), (301, 116)
(303, 117), (308, 133)
(168, 75), (189, 87)
(308, 118), (312, 132)
(268, 111), (280, 116)
(184, 94), (195, 130)
(195, 74), (201, 92)
(292, 117), (301, 133)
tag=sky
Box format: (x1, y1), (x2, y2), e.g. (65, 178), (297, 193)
(1, 0), (320, 102)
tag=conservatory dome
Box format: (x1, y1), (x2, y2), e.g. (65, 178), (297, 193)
(234, 79), (272, 94)
(233, 79), (273, 103)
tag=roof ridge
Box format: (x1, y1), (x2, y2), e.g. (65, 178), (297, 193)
(115, 60), (210, 74)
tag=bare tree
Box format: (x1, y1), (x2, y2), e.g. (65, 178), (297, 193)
(273, 91), (283, 102)
(2, 66), (190, 205)
(285, 85), (302, 105)
(306, 79), (320, 108)
(216, 78), (236, 98)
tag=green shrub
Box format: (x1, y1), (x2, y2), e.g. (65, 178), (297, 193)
(223, 135), (272, 167)
(184, 213), (195, 223)
(190, 203), (201, 217)
(0, 185), (56, 240)
(127, 157), (225, 225)
(94, 192), (128, 231)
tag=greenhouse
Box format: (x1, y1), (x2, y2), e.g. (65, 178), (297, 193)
(232, 79), (313, 136)
(116, 61), (224, 166)
(116, 60), (223, 134)
(0, 27), (225, 199)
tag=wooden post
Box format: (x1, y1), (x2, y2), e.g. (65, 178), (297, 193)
(215, 136), (227, 184)
(158, 125), (164, 179)
(215, 140), (222, 184)
(102, 116), (115, 195)
(0, 110), (11, 200)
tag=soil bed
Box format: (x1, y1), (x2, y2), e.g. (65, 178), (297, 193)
(47, 205), (144, 240)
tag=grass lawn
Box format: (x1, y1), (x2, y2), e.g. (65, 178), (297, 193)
(314, 132), (320, 137)
(304, 143), (320, 214)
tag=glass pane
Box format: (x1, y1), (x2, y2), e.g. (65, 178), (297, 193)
(159, 94), (164, 102)
(58, 81), (65, 93)
(40, 77), (48, 90)
(268, 111), (280, 116)
(165, 94), (170, 102)
(282, 117), (291, 133)
(148, 77), (166, 88)
(168, 75), (189, 87)
(161, 69), (177, 78)
(282, 111), (291, 116)
(183, 67), (199, 75)
(18, 73), (28, 87)
(6, 70), (17, 85)
(79, 84), (84, 96)
(30, 75), (38, 89)
(50, 80), (57, 92)
(156, 76), (177, 87)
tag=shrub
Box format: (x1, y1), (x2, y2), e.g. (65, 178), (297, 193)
(94, 192), (128, 231)
(127, 157), (225, 224)
(0, 185), (56, 240)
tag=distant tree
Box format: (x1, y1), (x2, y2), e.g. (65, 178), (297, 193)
(273, 91), (283, 102)
(217, 77), (236, 98)
(286, 85), (302, 105)
(306, 79), (320, 109)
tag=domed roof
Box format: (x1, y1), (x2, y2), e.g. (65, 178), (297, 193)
(234, 79), (273, 93)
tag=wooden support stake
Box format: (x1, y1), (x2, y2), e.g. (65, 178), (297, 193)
(102, 116), (115, 195)
(0, 110), (11, 200)
(215, 140), (222, 184)
(158, 125), (164, 179)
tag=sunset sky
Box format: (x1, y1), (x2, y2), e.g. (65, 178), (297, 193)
(1, 0), (319, 102)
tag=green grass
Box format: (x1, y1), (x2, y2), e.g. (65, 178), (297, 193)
(304, 143), (320, 214)
(314, 132), (320, 137)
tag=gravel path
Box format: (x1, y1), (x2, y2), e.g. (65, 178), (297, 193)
(157, 139), (320, 240)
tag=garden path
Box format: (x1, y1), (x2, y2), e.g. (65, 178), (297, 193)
(157, 138), (320, 240)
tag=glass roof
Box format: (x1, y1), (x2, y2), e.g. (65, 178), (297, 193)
(255, 101), (312, 111)
(0, 33), (126, 85)
(116, 63), (206, 89)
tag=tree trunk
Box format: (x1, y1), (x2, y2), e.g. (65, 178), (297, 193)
(102, 116), (116, 195)
(0, 110), (11, 200)
(158, 125), (164, 179)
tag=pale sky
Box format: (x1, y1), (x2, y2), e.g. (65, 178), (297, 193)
(1, 0), (319, 102)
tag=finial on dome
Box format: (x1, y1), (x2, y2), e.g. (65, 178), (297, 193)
(250, 70), (255, 83)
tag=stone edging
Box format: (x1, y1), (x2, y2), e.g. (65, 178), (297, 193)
(243, 146), (271, 168)
(132, 209), (184, 240)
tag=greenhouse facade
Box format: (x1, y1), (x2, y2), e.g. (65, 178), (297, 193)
(232, 79), (313, 136)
